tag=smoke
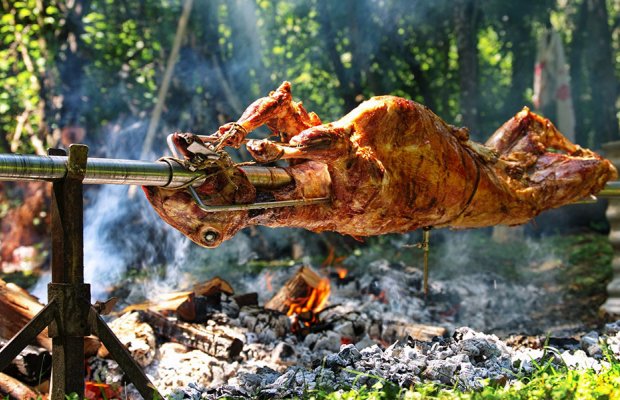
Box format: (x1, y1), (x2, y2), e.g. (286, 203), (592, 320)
(27, 0), (611, 334)
(79, 120), (290, 303)
(31, 117), (270, 303)
(327, 227), (603, 335)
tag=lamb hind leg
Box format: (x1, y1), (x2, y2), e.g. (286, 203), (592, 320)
(206, 81), (322, 149)
(489, 110), (617, 206)
(486, 107), (579, 156)
(527, 152), (617, 208)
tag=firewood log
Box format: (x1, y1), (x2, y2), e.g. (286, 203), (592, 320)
(374, 321), (447, 343)
(0, 339), (50, 386)
(138, 310), (244, 360)
(122, 276), (234, 318)
(0, 372), (39, 400)
(265, 266), (323, 313)
(0, 279), (51, 350)
(0, 279), (100, 355)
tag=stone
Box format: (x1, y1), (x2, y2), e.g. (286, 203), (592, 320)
(457, 362), (484, 390)
(313, 331), (342, 352)
(383, 341), (404, 358)
(339, 344), (362, 364)
(104, 312), (156, 367)
(324, 353), (348, 369)
(580, 331), (602, 358)
(560, 350), (604, 372)
(360, 344), (383, 358)
(304, 333), (320, 348)
(604, 320), (620, 335)
(272, 341), (296, 362)
(88, 260), (620, 399)
(333, 320), (356, 338)
(423, 359), (458, 385)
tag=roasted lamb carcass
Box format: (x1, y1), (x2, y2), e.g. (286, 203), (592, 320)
(143, 82), (617, 248)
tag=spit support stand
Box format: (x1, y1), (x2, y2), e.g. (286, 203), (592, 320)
(167, 133), (331, 212)
(0, 145), (161, 400)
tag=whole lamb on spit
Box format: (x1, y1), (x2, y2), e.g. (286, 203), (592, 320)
(143, 82), (617, 248)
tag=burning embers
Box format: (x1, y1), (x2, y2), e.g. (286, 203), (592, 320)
(125, 266), (334, 335)
(287, 276), (330, 330)
(13, 261), (451, 397)
(265, 266), (331, 333)
(96, 261), (451, 396)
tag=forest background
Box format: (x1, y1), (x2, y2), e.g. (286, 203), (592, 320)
(2, 0), (619, 156)
(1, 0), (620, 281)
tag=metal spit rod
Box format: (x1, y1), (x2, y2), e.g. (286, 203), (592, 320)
(600, 181), (620, 198)
(2, 153), (620, 197)
(0, 153), (292, 189)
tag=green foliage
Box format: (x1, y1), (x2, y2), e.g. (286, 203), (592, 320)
(80, 0), (167, 128)
(257, 0), (340, 118)
(1, 0), (619, 151)
(0, 0), (60, 153)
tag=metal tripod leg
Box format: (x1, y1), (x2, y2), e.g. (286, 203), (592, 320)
(88, 307), (159, 400)
(0, 301), (56, 371)
(0, 144), (162, 399)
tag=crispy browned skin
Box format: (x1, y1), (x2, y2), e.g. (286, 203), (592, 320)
(143, 82), (617, 248)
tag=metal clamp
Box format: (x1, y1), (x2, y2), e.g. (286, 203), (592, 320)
(167, 133), (330, 212)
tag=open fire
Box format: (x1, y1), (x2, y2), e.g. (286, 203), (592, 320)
(285, 272), (330, 332)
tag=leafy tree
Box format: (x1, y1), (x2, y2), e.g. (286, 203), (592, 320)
(0, 0), (60, 154)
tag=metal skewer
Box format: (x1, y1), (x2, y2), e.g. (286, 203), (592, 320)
(597, 181), (620, 198)
(0, 153), (293, 189)
(0, 146), (161, 400)
(2, 152), (620, 199)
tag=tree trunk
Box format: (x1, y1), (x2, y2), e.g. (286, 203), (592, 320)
(192, 0), (244, 124)
(584, 0), (619, 144)
(507, 17), (537, 115)
(317, 0), (364, 112)
(570, 0), (589, 145)
(570, 0), (618, 147)
(228, 0), (265, 102)
(454, 0), (480, 132)
(56, 0), (91, 131)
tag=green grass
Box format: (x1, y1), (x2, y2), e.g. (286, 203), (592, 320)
(299, 358), (620, 400)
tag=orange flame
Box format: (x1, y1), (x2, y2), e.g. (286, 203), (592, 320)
(336, 266), (348, 280)
(287, 277), (331, 330)
(85, 381), (121, 400)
